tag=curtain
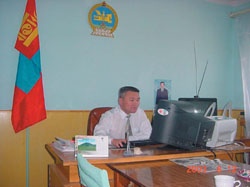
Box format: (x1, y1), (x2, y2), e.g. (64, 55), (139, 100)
(235, 12), (250, 137)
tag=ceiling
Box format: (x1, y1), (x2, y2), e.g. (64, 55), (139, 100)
(205, 0), (250, 6)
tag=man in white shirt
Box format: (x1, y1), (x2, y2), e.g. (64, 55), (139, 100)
(94, 86), (152, 148)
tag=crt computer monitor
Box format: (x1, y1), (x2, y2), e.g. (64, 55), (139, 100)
(150, 100), (215, 150)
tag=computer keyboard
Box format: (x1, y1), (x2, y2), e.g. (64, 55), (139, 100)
(129, 139), (159, 147)
(118, 143), (135, 149)
(110, 139), (159, 149)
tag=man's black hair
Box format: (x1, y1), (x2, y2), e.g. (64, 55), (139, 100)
(119, 86), (139, 98)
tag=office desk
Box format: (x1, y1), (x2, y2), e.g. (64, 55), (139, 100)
(45, 143), (250, 187)
(108, 160), (250, 187)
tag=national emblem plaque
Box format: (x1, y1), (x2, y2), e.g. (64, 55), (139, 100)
(88, 1), (118, 38)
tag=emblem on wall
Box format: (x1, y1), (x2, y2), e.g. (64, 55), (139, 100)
(88, 1), (118, 38)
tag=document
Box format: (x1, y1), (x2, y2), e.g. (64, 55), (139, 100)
(52, 137), (75, 152)
(170, 157), (237, 173)
(75, 135), (109, 157)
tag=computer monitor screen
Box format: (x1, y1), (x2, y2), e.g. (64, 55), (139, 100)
(150, 100), (215, 150)
(178, 97), (217, 116)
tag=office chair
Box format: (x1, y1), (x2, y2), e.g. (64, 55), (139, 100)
(87, 107), (112, 135)
(77, 153), (110, 187)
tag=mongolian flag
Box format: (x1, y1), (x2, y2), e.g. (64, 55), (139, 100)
(12, 0), (46, 133)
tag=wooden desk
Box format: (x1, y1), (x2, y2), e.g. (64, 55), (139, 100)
(45, 143), (250, 187)
(108, 160), (250, 187)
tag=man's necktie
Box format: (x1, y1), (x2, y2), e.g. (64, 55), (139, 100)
(124, 114), (133, 155)
(125, 114), (133, 139)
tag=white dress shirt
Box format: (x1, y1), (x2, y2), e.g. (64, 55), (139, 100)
(94, 106), (152, 144)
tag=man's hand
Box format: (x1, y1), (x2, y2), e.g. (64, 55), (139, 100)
(111, 139), (127, 148)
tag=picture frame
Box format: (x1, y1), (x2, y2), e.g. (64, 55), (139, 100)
(75, 135), (109, 157)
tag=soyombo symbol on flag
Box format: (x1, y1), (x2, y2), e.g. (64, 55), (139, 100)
(12, 0), (46, 133)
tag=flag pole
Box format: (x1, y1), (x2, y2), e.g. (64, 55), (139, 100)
(26, 127), (29, 187)
(12, 0), (46, 184)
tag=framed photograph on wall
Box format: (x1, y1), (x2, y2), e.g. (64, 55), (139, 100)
(154, 79), (171, 105)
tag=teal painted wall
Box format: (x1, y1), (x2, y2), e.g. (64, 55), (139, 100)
(0, 0), (247, 110)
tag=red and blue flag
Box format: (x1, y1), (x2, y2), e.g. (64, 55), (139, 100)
(12, 0), (46, 133)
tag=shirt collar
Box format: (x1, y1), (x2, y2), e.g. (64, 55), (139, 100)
(118, 106), (134, 119)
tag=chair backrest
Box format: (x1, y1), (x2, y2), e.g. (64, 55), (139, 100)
(77, 153), (110, 187)
(87, 107), (112, 135)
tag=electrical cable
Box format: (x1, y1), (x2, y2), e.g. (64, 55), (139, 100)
(206, 147), (217, 159)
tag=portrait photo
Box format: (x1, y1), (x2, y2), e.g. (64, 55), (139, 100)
(154, 79), (172, 105)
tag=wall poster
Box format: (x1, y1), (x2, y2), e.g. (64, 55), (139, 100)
(154, 79), (172, 105)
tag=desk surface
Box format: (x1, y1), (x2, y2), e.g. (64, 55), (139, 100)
(46, 143), (250, 166)
(108, 160), (250, 187)
(46, 142), (250, 186)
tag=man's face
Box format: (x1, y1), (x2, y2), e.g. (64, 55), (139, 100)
(119, 91), (140, 114)
(160, 83), (165, 88)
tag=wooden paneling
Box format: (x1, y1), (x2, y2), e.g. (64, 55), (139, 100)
(0, 110), (89, 187)
(0, 111), (26, 187)
(0, 109), (244, 187)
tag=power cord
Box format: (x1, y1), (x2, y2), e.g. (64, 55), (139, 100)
(206, 147), (217, 159)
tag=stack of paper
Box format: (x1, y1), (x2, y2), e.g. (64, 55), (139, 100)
(52, 137), (74, 152)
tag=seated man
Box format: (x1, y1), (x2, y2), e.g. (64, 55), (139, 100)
(94, 86), (152, 148)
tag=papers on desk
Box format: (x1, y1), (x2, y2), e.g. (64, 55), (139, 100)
(75, 135), (109, 157)
(52, 137), (74, 152)
(170, 157), (238, 173)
